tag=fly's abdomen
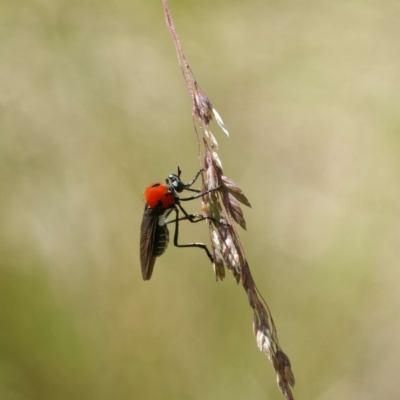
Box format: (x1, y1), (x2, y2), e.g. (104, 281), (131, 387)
(153, 223), (169, 257)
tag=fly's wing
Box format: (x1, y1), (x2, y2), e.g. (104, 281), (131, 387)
(140, 206), (159, 280)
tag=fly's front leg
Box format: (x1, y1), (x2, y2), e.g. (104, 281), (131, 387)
(182, 168), (204, 193)
(186, 168), (204, 188)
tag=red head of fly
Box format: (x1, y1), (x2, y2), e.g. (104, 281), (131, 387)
(140, 168), (219, 281)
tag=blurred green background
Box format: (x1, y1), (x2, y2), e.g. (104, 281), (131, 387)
(1, 0), (399, 399)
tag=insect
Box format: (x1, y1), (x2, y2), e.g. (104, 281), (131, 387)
(140, 167), (219, 280)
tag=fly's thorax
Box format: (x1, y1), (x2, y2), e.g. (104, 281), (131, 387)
(144, 183), (176, 209)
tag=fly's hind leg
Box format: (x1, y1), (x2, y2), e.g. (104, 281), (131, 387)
(171, 208), (213, 263)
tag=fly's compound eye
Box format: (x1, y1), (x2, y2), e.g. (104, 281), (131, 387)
(173, 179), (185, 193)
(168, 174), (185, 193)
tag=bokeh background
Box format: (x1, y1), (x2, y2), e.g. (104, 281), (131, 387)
(1, 1), (399, 399)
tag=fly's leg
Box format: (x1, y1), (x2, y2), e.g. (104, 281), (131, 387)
(179, 185), (220, 202)
(183, 168), (204, 192)
(171, 208), (213, 263)
(166, 211), (227, 226)
(177, 167), (220, 196)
